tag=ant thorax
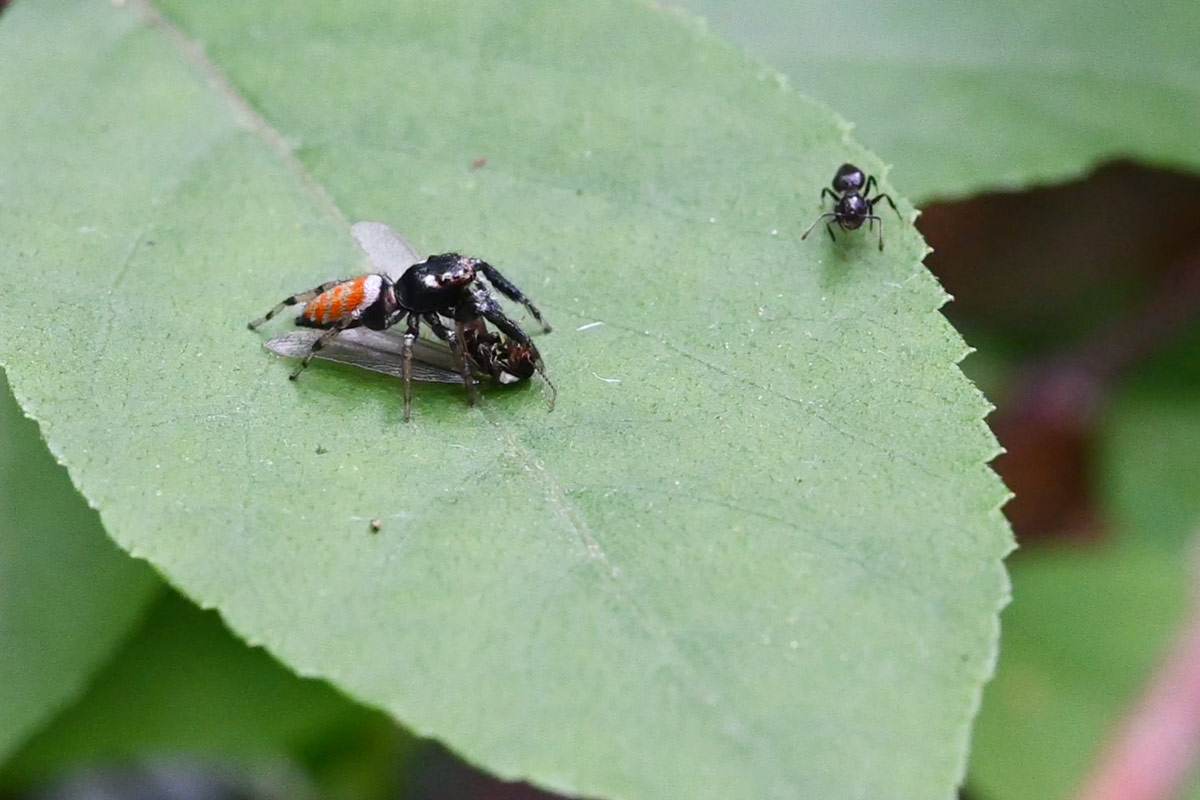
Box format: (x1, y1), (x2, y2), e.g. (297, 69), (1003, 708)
(838, 194), (870, 229)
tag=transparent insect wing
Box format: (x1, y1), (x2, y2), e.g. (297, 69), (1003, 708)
(350, 221), (423, 280)
(263, 329), (466, 384)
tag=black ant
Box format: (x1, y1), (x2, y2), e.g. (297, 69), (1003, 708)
(249, 221), (553, 420)
(801, 163), (901, 251)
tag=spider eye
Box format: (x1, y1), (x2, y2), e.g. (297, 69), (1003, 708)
(436, 263), (475, 286)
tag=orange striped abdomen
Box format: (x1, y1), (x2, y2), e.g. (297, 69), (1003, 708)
(301, 275), (380, 327)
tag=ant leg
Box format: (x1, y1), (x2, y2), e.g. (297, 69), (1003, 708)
(540, 363), (558, 411)
(535, 363), (557, 411)
(820, 187), (839, 206)
(474, 298), (556, 410)
(801, 212), (837, 241)
(825, 223), (837, 243)
(249, 279), (343, 329)
(289, 319), (353, 380)
(400, 314), (421, 422)
(871, 192), (901, 219)
(863, 175), (878, 197)
(476, 262), (552, 333)
(451, 321), (480, 407)
(866, 215), (885, 251)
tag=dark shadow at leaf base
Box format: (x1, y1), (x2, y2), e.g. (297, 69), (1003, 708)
(920, 161), (1200, 545)
(3, 762), (305, 800)
(404, 742), (592, 800)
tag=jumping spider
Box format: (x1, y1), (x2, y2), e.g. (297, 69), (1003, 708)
(249, 221), (554, 420)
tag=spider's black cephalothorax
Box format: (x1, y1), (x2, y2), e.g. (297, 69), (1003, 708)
(250, 244), (553, 420)
(801, 163), (901, 251)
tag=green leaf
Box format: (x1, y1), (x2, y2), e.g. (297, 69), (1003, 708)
(674, 0), (1200, 199)
(0, 1), (1011, 798)
(2, 590), (396, 792)
(970, 385), (1200, 799)
(0, 371), (160, 765)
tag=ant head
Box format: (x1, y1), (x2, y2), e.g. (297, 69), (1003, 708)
(832, 163), (865, 194)
(497, 342), (538, 382)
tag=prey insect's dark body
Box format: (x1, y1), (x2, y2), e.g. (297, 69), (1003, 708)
(456, 318), (539, 383)
(264, 323), (539, 388)
(250, 221), (554, 419)
(801, 163), (901, 251)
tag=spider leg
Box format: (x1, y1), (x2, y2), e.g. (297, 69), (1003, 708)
(451, 320), (480, 407)
(476, 262), (552, 333)
(289, 317), (355, 380)
(801, 212), (837, 241)
(472, 296), (536, 353)
(400, 314), (421, 422)
(249, 279), (343, 329)
(422, 313), (456, 345)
